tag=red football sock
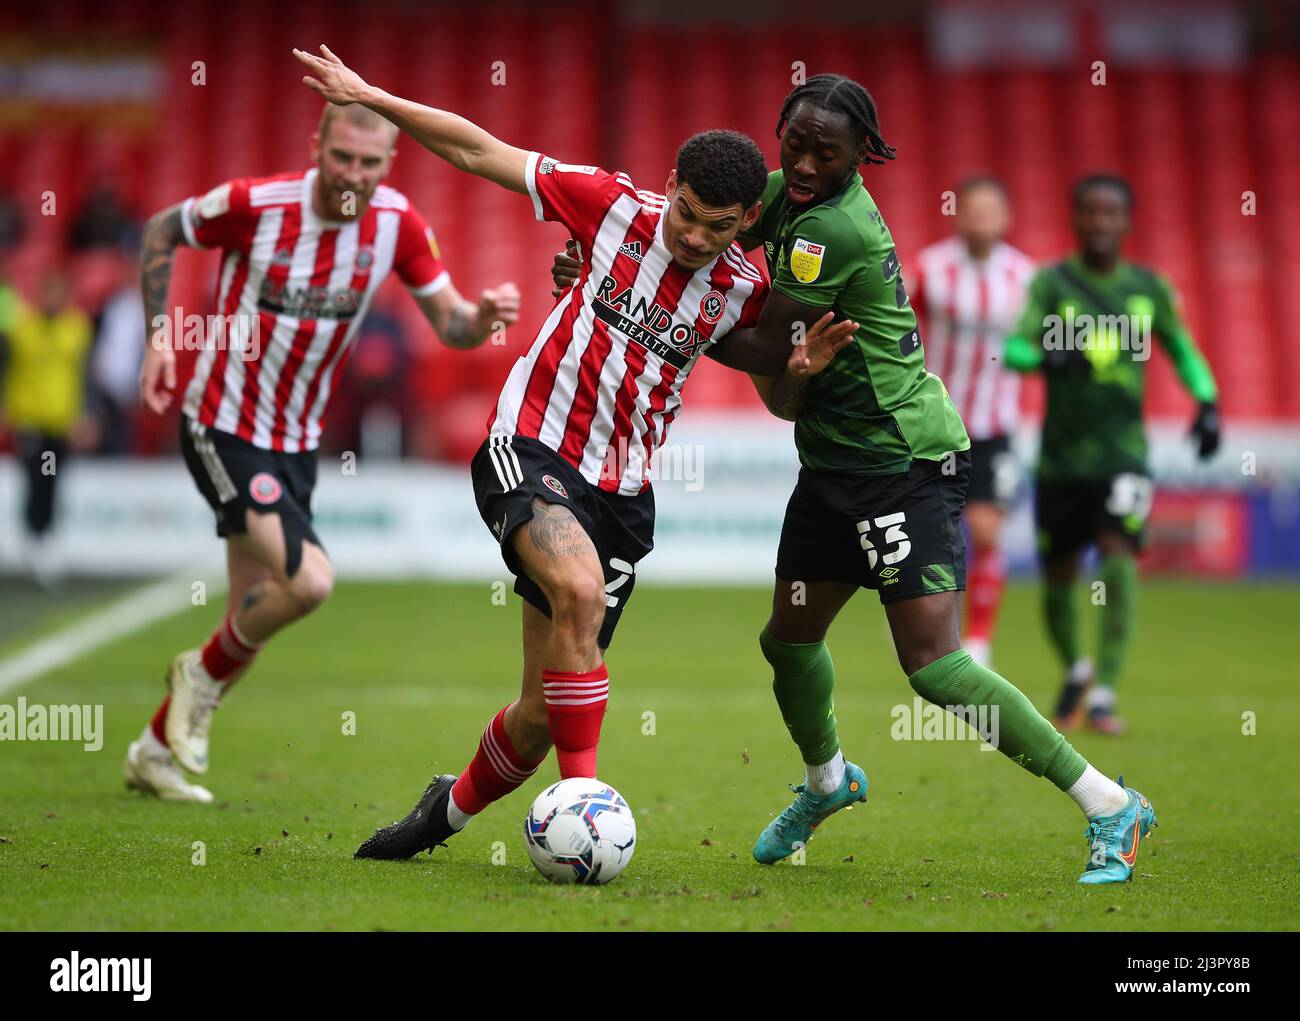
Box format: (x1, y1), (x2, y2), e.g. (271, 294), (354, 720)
(200, 614), (260, 682)
(965, 545), (1006, 644)
(450, 705), (546, 815)
(542, 665), (609, 779)
(149, 696), (171, 746)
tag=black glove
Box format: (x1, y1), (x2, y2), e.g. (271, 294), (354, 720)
(1190, 401), (1221, 459)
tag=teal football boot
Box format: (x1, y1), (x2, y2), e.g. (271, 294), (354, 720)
(753, 761), (868, 864)
(1078, 776), (1158, 885)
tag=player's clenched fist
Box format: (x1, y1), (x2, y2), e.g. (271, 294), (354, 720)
(478, 282), (521, 328)
(139, 343), (177, 414)
(294, 44), (372, 106)
(551, 239), (581, 297)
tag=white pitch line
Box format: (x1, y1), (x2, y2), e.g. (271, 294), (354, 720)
(0, 570), (227, 695)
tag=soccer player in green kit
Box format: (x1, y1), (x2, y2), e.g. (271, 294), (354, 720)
(733, 77), (1157, 883)
(1004, 175), (1221, 735)
(552, 76), (1159, 884)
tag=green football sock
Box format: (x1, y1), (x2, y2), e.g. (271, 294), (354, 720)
(1044, 579), (1079, 668)
(908, 650), (1087, 791)
(759, 627), (840, 766)
(1096, 553), (1138, 690)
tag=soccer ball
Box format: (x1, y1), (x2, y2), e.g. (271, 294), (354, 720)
(523, 778), (636, 885)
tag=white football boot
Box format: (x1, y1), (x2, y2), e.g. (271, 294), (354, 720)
(163, 650), (223, 774)
(124, 732), (213, 803)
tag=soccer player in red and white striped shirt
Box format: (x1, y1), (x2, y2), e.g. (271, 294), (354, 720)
(289, 45), (856, 861)
(912, 177), (1035, 666)
(125, 101), (521, 802)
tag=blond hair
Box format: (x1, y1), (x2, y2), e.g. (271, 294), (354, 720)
(317, 103), (399, 146)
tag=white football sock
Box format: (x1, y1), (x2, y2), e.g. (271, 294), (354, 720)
(139, 725), (169, 757)
(964, 637), (991, 667)
(1068, 764), (1130, 819)
(445, 789), (472, 831)
(1085, 684), (1117, 712)
(806, 750), (845, 795)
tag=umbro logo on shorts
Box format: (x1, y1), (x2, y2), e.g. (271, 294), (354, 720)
(617, 240), (643, 263)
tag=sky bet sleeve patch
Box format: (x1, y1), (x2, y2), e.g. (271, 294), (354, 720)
(790, 238), (826, 283)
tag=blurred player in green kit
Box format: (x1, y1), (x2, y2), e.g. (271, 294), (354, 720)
(1004, 175), (1221, 735)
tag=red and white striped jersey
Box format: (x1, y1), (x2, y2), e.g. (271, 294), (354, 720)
(490, 152), (768, 496)
(912, 237), (1035, 440)
(179, 167), (448, 452)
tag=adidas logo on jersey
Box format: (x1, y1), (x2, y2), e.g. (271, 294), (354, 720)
(618, 240), (643, 263)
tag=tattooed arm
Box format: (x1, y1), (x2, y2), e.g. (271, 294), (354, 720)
(413, 281), (521, 350)
(138, 203), (187, 414)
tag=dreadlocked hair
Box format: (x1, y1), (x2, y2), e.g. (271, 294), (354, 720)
(776, 73), (896, 165)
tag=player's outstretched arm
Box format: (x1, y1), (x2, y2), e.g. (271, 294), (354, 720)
(709, 290), (856, 419)
(1151, 275), (1221, 459)
(415, 281), (521, 350)
(294, 45), (529, 194)
(138, 203), (187, 414)
(709, 292), (855, 377)
(1003, 270), (1053, 373)
(1003, 331), (1044, 372)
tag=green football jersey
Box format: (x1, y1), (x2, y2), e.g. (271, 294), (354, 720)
(744, 169), (969, 475)
(1005, 256), (1218, 482)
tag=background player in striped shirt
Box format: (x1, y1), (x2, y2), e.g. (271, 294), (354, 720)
(912, 177), (1036, 666)
(288, 45), (857, 862)
(1004, 174), (1220, 734)
(125, 101), (521, 802)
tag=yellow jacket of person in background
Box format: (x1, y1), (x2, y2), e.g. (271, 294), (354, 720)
(1, 289), (92, 436)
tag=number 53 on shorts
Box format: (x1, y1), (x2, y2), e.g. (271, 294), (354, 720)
(774, 454), (972, 605)
(856, 512), (911, 571)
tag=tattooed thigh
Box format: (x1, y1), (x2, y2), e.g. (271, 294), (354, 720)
(526, 498), (597, 561)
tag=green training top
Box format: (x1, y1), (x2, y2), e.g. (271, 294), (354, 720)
(1004, 255), (1218, 482)
(742, 169), (969, 475)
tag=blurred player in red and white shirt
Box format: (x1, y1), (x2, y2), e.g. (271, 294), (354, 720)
(291, 45), (855, 861)
(126, 102), (521, 802)
(912, 176), (1035, 666)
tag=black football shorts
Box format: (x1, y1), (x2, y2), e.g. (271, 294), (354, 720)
(775, 451), (971, 603)
(967, 434), (1021, 510)
(470, 434), (654, 648)
(1035, 472), (1153, 560)
(180, 415), (322, 578)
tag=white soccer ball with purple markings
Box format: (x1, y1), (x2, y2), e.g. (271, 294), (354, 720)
(523, 778), (636, 885)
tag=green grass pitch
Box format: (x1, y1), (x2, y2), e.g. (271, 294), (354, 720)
(1, 579), (1296, 931)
